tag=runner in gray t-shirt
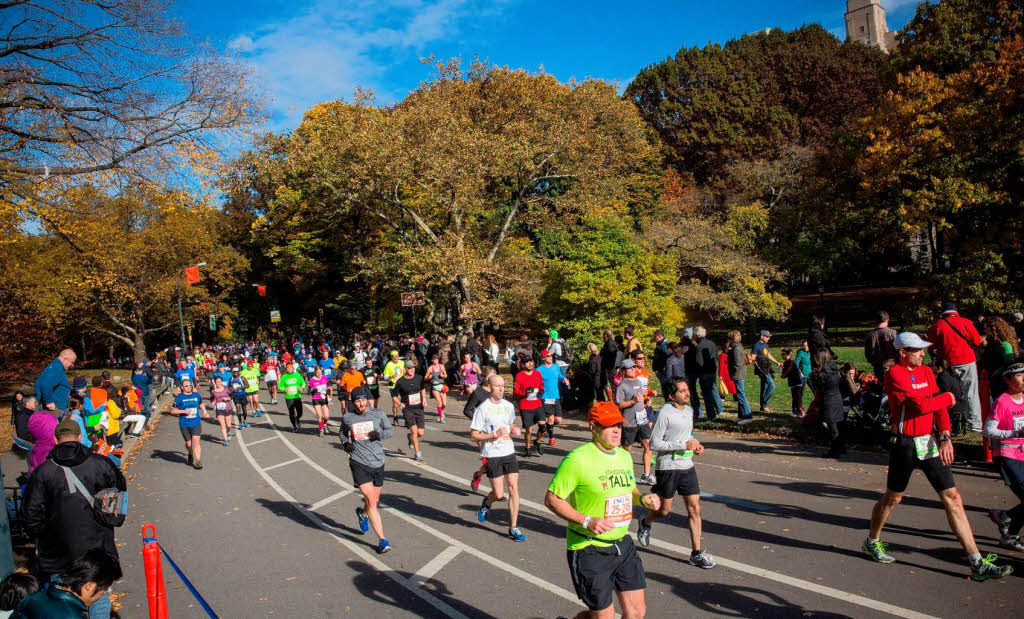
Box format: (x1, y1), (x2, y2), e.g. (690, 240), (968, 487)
(616, 359), (654, 484)
(340, 387), (395, 554)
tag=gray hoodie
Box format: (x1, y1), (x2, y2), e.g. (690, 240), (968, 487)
(339, 407), (394, 468)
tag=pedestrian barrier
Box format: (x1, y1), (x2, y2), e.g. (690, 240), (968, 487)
(142, 523), (219, 618)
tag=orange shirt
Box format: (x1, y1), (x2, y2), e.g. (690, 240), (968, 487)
(338, 371), (366, 394)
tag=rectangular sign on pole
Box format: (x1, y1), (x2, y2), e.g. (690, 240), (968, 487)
(209, 314), (216, 330)
(270, 310), (281, 323)
(401, 291), (426, 307)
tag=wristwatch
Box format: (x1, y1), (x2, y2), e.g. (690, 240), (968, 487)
(939, 433), (951, 442)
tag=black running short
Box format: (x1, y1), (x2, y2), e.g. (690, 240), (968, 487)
(403, 406), (425, 429)
(350, 459), (385, 487)
(179, 425), (201, 442)
(621, 424), (652, 446)
(543, 400), (562, 417)
(652, 467), (700, 499)
(520, 407), (546, 428)
(567, 536), (646, 611)
(886, 436), (956, 494)
(484, 454), (519, 479)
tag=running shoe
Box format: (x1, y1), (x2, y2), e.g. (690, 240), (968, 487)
(470, 471), (483, 491)
(862, 539), (895, 563)
(223, 439), (230, 446)
(970, 553), (1013, 581)
(637, 513), (651, 548)
(377, 538), (391, 554)
(438, 415), (445, 424)
(548, 437), (557, 446)
(737, 418), (755, 426)
(533, 443), (544, 457)
(508, 527), (526, 542)
(194, 460), (203, 470)
(227, 431), (235, 438)
(318, 428), (324, 437)
(477, 498), (489, 523)
(639, 473), (656, 485)
(999, 535), (1024, 552)
(989, 508), (1011, 538)
(521, 448), (533, 459)
(690, 550), (716, 569)
(414, 451), (423, 462)
(187, 450), (194, 467)
(356, 507), (370, 534)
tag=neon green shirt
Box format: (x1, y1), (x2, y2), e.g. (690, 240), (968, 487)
(383, 361), (404, 388)
(280, 372), (306, 399)
(548, 441), (637, 550)
(241, 367), (260, 393)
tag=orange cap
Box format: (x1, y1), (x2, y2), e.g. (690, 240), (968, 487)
(588, 401), (626, 427)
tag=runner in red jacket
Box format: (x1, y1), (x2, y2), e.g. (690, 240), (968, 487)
(926, 302), (984, 431)
(863, 332), (1011, 581)
(513, 357), (545, 458)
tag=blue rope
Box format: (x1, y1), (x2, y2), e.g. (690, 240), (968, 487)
(148, 540), (219, 618)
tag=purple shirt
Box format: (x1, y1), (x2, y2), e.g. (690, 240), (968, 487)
(27, 411), (59, 471)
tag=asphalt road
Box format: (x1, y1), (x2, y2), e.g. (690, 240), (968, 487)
(116, 385), (1023, 618)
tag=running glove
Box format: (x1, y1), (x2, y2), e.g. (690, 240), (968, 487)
(368, 431), (381, 442)
(342, 441), (354, 453)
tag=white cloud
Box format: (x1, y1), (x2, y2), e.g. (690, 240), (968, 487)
(229, 0), (497, 131)
(881, 0), (920, 9)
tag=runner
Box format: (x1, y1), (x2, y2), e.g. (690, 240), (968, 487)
(469, 374), (526, 542)
(338, 362), (366, 419)
(394, 360), (427, 461)
(209, 376), (235, 446)
(228, 367), (250, 429)
(280, 362), (307, 431)
(982, 361), (1024, 551)
(383, 350), (405, 426)
(537, 349), (569, 447)
(169, 378), (209, 470)
(464, 367), (496, 491)
(513, 356), (545, 457)
(362, 358), (381, 409)
(545, 401), (660, 618)
(341, 387), (395, 554)
(242, 360), (262, 418)
(864, 332), (1012, 580)
(426, 354), (448, 423)
(262, 354), (280, 404)
(616, 359), (655, 485)
(460, 352), (482, 395)
(636, 379), (715, 568)
(308, 366), (331, 437)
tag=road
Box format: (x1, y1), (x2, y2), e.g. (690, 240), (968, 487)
(116, 386), (1022, 618)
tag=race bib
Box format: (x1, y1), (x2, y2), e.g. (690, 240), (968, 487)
(316, 384), (327, 395)
(914, 434), (939, 460)
(543, 399), (555, 405)
(186, 407), (198, 419)
(635, 407), (649, 425)
(493, 425), (512, 442)
(672, 450), (694, 460)
(286, 386), (298, 396)
(526, 388), (538, 401)
(366, 375), (376, 385)
(216, 402), (229, 412)
(1013, 416), (1024, 432)
(408, 393), (421, 406)
(604, 495), (632, 528)
(352, 421), (374, 441)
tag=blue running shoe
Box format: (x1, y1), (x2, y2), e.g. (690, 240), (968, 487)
(508, 527), (526, 542)
(356, 507), (370, 533)
(477, 498), (489, 523)
(377, 538), (391, 554)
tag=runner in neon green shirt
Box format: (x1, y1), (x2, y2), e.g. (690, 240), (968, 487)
(241, 362), (262, 418)
(545, 401), (660, 617)
(383, 350), (405, 425)
(280, 363), (307, 431)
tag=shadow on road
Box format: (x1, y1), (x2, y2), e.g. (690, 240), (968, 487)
(149, 449), (187, 464)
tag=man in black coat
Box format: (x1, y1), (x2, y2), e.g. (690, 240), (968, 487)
(21, 417), (125, 617)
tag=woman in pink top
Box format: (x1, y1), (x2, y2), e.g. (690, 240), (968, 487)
(309, 366), (331, 437)
(27, 409), (59, 471)
(983, 362), (1024, 552)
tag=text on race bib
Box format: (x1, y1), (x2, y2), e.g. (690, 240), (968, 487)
(286, 386), (298, 395)
(408, 393), (421, 406)
(672, 450), (694, 460)
(1013, 416), (1024, 432)
(366, 376), (376, 384)
(604, 495), (633, 528)
(316, 385), (327, 394)
(493, 425), (511, 442)
(635, 408), (649, 425)
(914, 434), (939, 460)
(186, 407), (198, 419)
(543, 399), (555, 405)
(216, 402), (229, 411)
(352, 421), (374, 441)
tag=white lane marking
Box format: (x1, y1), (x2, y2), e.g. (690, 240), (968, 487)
(262, 457), (302, 471)
(235, 427), (469, 619)
(700, 462), (808, 482)
(309, 490), (353, 511)
(244, 435), (281, 447)
(410, 545), (462, 587)
(399, 450), (938, 619)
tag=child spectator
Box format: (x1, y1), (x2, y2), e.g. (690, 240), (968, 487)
(779, 349), (804, 417)
(0, 572), (39, 618)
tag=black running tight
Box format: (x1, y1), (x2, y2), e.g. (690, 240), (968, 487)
(286, 398), (303, 425)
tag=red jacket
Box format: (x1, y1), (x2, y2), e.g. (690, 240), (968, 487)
(926, 313), (981, 365)
(885, 363), (954, 436)
(513, 370), (544, 410)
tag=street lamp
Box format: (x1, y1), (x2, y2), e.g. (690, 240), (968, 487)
(178, 262), (207, 353)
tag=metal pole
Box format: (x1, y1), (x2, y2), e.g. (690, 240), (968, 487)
(178, 295), (187, 353)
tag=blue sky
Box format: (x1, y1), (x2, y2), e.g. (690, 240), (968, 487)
(174, 0), (920, 131)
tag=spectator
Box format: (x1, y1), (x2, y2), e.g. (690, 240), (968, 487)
(21, 418), (125, 619)
(599, 329), (617, 401)
(981, 316), (1020, 399)
(33, 349), (76, 414)
(934, 359), (969, 435)
(664, 341), (687, 396)
(584, 343), (602, 409)
(11, 549), (118, 619)
(0, 573), (39, 618)
(795, 340), (812, 410)
(651, 329), (669, 390)
(485, 335), (500, 373)
(839, 362), (861, 401)
(864, 310), (898, 377)
(1012, 312), (1024, 346)
(810, 349), (845, 459)
(26, 404), (58, 472)
(10, 393), (32, 444)
(927, 302), (983, 431)
(692, 327), (721, 421)
(131, 362), (153, 415)
(752, 330), (782, 414)
(808, 316), (835, 360)
(727, 331), (753, 424)
(780, 348), (805, 417)
(624, 325), (641, 355)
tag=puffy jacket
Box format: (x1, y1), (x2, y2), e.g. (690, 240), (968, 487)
(11, 587), (87, 619)
(26, 411), (58, 472)
(927, 313), (981, 365)
(21, 441), (125, 580)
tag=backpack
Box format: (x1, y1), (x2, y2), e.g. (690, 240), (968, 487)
(61, 465), (128, 527)
(556, 339), (575, 365)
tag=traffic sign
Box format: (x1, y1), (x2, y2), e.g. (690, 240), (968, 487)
(270, 310), (281, 323)
(209, 314), (216, 330)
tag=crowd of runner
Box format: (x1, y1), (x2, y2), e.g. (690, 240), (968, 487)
(5, 303), (1023, 618)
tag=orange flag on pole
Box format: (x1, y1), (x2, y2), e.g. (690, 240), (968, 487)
(257, 285), (266, 297)
(185, 266), (200, 285)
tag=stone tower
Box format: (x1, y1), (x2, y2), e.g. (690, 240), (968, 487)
(845, 0), (899, 53)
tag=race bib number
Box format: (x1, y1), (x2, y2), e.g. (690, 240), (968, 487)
(1013, 416), (1024, 432)
(914, 434), (939, 460)
(286, 386), (298, 396)
(672, 450), (694, 460)
(543, 399), (555, 405)
(408, 393), (421, 406)
(635, 407), (649, 425)
(639, 377), (649, 390)
(526, 388), (538, 401)
(316, 384), (327, 395)
(493, 425), (512, 442)
(186, 407), (198, 419)
(366, 375), (376, 385)
(216, 402), (229, 412)
(604, 495), (633, 528)
(352, 421), (374, 441)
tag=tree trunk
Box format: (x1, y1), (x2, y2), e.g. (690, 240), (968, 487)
(133, 332), (147, 365)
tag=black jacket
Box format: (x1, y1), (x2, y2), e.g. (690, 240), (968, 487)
(587, 353), (602, 389)
(695, 338), (718, 374)
(21, 441), (125, 579)
(935, 370), (969, 415)
(810, 361), (843, 423)
(808, 326), (835, 361)
(600, 339), (618, 372)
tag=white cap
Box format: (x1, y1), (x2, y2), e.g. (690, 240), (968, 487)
(894, 332), (932, 350)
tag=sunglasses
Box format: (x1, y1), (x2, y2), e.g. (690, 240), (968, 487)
(1004, 362), (1024, 375)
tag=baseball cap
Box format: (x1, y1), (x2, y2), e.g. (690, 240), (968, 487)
(350, 386), (371, 401)
(894, 332), (932, 350)
(760, 330), (772, 338)
(55, 417), (82, 439)
(940, 301), (958, 315)
(404, 359), (417, 369)
(541, 349), (552, 357)
(621, 359), (637, 369)
(549, 329), (559, 340)
(589, 401), (626, 427)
